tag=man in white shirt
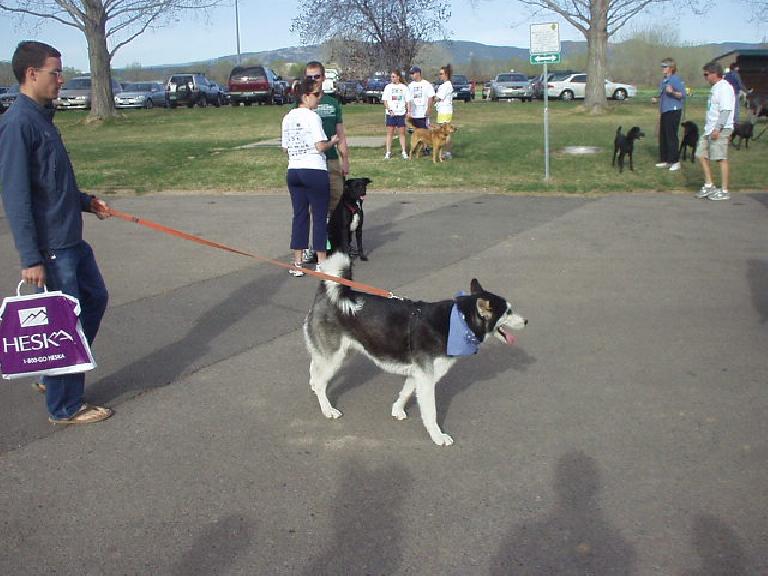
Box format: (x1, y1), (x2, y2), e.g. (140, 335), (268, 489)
(695, 61), (735, 201)
(407, 66), (434, 130)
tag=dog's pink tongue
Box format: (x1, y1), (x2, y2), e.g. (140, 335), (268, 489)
(503, 330), (516, 345)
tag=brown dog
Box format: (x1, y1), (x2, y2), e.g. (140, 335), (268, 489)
(409, 123), (456, 164)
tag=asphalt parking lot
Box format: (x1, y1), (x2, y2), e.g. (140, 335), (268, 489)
(1, 191), (767, 575)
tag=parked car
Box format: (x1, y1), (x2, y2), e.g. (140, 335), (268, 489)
(435, 74), (473, 103)
(55, 76), (123, 110)
(546, 73), (637, 100)
(489, 73), (533, 102)
(531, 70), (575, 99)
(166, 73), (221, 108)
(208, 81), (230, 105)
(336, 79), (363, 104)
(228, 65), (281, 105)
(0, 84), (19, 112)
(604, 79), (637, 100)
(362, 73), (388, 104)
(114, 81), (166, 109)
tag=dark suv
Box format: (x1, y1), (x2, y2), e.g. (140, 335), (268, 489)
(228, 66), (281, 105)
(435, 74), (473, 103)
(166, 73), (221, 108)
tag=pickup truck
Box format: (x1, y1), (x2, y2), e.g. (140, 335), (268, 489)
(336, 80), (363, 104)
(363, 73), (388, 104)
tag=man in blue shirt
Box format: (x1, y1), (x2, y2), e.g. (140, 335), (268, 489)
(0, 41), (113, 424)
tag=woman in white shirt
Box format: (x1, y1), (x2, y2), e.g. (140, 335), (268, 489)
(281, 79), (339, 276)
(381, 69), (410, 159)
(434, 64), (455, 159)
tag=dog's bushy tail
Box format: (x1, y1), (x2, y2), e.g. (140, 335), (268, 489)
(616, 126), (622, 136)
(320, 252), (363, 315)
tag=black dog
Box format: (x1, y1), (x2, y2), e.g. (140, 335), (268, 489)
(612, 126), (644, 173)
(328, 177), (371, 260)
(679, 121), (699, 162)
(730, 120), (755, 150)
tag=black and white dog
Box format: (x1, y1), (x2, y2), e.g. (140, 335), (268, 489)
(612, 126), (644, 173)
(328, 177), (371, 260)
(303, 253), (527, 446)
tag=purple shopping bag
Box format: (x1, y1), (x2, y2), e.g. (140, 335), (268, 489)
(0, 281), (96, 380)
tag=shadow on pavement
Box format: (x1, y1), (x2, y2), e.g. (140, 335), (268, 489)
(747, 259), (768, 324)
(301, 458), (413, 575)
(171, 514), (257, 576)
(681, 513), (751, 576)
(490, 450), (636, 575)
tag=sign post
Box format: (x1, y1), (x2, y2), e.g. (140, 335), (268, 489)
(530, 23), (561, 182)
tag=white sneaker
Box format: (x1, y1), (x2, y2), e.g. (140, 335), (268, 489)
(695, 184), (717, 199)
(289, 262), (305, 277)
(668, 162), (681, 172)
(401, 151), (408, 159)
(655, 162), (669, 168)
(708, 189), (730, 201)
(384, 152), (391, 159)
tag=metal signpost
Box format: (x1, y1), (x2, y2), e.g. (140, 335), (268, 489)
(530, 23), (561, 181)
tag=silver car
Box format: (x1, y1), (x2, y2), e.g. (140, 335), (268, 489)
(56, 76), (124, 110)
(114, 81), (167, 109)
(489, 73), (533, 102)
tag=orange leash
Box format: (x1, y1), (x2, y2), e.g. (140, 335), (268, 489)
(107, 208), (397, 299)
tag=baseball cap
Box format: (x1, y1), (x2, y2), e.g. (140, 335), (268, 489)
(409, 66), (421, 74)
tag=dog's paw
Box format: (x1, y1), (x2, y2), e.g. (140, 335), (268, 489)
(359, 254), (368, 261)
(321, 407), (343, 419)
(391, 405), (407, 420)
(431, 432), (454, 446)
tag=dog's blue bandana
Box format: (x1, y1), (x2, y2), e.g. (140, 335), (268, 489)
(447, 292), (480, 356)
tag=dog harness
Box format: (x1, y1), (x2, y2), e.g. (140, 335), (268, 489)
(447, 292), (479, 356)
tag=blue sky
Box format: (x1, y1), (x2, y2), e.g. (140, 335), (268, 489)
(1, 0), (765, 71)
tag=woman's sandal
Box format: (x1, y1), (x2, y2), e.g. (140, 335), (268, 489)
(49, 404), (113, 425)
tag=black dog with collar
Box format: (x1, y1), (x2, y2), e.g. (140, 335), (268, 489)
(329, 177), (371, 261)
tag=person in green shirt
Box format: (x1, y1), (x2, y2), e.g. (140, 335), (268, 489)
(301, 61), (350, 263)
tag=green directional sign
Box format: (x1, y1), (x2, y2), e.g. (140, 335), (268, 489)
(530, 53), (561, 65)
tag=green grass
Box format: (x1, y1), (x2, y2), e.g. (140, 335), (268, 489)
(56, 99), (767, 194)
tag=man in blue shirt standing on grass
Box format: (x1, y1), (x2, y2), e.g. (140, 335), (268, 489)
(0, 41), (113, 425)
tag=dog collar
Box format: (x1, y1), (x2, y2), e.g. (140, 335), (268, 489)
(447, 292), (479, 356)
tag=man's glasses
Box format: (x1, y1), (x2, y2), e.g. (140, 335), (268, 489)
(37, 68), (63, 78)
(305, 73), (322, 80)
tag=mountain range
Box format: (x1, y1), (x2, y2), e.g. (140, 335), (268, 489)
(121, 39), (765, 71)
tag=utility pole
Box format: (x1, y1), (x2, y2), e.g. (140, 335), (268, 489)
(235, 0), (242, 65)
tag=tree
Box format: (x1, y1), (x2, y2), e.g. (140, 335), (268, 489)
(507, 0), (704, 113)
(0, 0), (225, 120)
(291, 0), (451, 73)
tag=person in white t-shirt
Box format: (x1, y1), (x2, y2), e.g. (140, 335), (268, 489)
(381, 69), (410, 159)
(695, 61), (735, 201)
(407, 66), (434, 130)
(281, 78), (339, 275)
(434, 63), (455, 159)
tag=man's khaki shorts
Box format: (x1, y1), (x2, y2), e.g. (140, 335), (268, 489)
(697, 128), (732, 161)
(327, 158), (344, 213)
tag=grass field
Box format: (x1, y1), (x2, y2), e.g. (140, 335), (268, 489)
(54, 96), (768, 194)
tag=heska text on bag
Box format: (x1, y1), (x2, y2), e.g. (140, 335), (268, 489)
(2, 330), (74, 353)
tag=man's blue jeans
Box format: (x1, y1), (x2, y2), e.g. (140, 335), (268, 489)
(40, 241), (108, 419)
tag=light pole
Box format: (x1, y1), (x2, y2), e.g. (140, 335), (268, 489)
(235, 0), (241, 65)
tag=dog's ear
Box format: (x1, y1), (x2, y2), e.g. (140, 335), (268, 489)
(476, 298), (493, 320)
(470, 278), (484, 295)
